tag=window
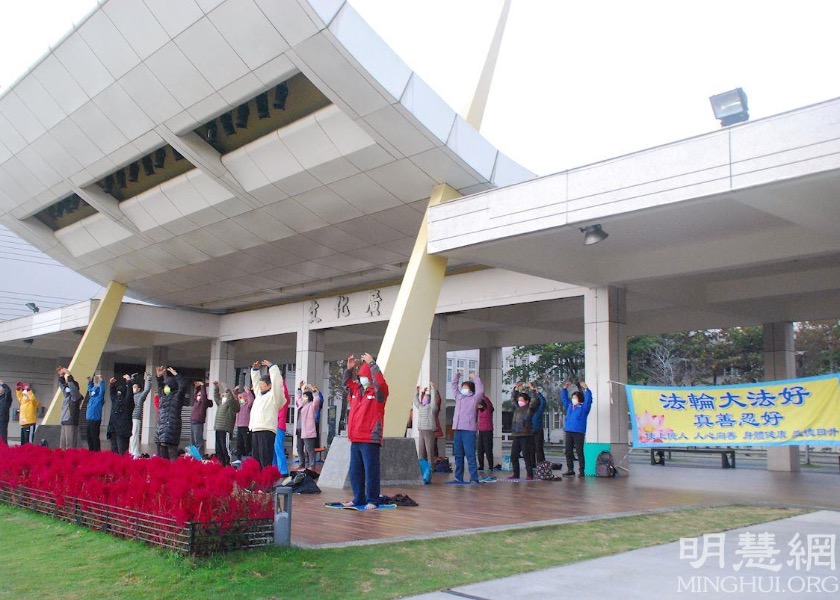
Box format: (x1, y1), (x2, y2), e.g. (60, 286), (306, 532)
(469, 360), (477, 374)
(457, 360), (465, 370)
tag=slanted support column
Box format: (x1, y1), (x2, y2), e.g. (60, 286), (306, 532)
(419, 315), (448, 455)
(379, 184), (461, 437)
(207, 340), (236, 454)
(479, 347), (504, 469)
(296, 329), (325, 449)
(764, 322), (800, 472)
(39, 281), (126, 447)
(583, 286), (628, 475)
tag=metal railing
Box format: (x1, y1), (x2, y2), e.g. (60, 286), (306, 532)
(0, 482), (273, 555)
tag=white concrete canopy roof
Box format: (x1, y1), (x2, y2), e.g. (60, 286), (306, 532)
(428, 98), (840, 333)
(0, 0), (532, 313)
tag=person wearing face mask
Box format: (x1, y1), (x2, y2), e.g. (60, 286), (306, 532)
(16, 382), (39, 445)
(249, 359), (286, 469)
(342, 352), (389, 509)
(85, 374), (106, 451)
(57, 367), (83, 450)
(295, 382), (321, 471)
(508, 385), (539, 480)
(212, 380), (240, 467)
(413, 382), (439, 463)
(448, 371), (484, 484)
(129, 373), (152, 458)
(561, 380), (594, 477)
(107, 374), (135, 454)
(156, 366), (188, 461)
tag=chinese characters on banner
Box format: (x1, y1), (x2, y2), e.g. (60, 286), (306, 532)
(627, 374), (840, 447)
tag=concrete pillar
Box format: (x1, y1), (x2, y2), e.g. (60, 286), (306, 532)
(296, 329), (325, 450)
(583, 286), (629, 475)
(141, 346), (167, 453)
(479, 347), (504, 468)
(419, 315), (448, 456)
(206, 340), (236, 454)
(763, 322), (800, 472)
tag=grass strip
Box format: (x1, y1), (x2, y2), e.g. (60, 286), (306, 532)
(0, 503), (805, 599)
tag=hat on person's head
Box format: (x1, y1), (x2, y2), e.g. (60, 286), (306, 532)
(165, 376), (178, 392)
(358, 362), (372, 379)
(260, 374), (272, 385)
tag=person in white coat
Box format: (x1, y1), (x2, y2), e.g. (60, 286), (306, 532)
(249, 360), (285, 468)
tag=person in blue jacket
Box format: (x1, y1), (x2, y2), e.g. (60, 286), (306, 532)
(561, 381), (593, 477)
(85, 374), (106, 451)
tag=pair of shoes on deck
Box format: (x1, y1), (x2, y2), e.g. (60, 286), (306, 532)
(341, 500), (378, 510)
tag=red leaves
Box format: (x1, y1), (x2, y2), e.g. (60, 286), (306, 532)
(0, 445), (279, 525)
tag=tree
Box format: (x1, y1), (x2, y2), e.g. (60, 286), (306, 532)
(503, 342), (583, 411)
(796, 320), (840, 375)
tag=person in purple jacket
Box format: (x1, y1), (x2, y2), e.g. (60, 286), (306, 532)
(233, 385), (254, 460)
(476, 393), (495, 471)
(448, 371), (483, 484)
(190, 380), (213, 456)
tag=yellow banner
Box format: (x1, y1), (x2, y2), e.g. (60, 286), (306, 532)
(627, 374), (840, 447)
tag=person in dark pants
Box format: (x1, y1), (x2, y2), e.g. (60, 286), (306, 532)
(561, 381), (594, 477)
(85, 374), (106, 451)
(0, 379), (13, 445)
(107, 375), (134, 454)
(249, 360), (285, 469)
(475, 393), (494, 471)
(156, 367), (187, 461)
(530, 383), (547, 464)
(212, 380), (240, 467)
(507, 386), (537, 480)
(342, 353), (388, 509)
(190, 381), (212, 456)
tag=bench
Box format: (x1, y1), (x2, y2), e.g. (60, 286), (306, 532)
(650, 447), (736, 469)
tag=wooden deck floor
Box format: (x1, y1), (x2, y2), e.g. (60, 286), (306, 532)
(289, 464), (840, 548)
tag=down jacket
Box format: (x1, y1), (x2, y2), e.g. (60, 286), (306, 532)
(107, 381), (134, 438)
(157, 373), (188, 446)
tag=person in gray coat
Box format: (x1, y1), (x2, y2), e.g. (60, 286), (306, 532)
(212, 380), (240, 467)
(57, 367), (83, 450)
(413, 382), (439, 463)
(129, 373), (152, 458)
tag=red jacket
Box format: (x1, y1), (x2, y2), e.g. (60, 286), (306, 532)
(344, 361), (388, 445)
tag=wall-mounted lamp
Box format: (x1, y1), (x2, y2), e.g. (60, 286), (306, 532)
(25, 302), (39, 313)
(23, 338), (34, 346)
(710, 87), (749, 127)
(580, 224), (608, 245)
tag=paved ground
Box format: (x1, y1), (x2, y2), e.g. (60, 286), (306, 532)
(403, 510), (840, 599)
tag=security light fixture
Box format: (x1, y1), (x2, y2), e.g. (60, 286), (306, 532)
(25, 302), (39, 313)
(273, 82), (289, 110)
(710, 88), (749, 127)
(206, 120), (218, 143)
(580, 224), (608, 245)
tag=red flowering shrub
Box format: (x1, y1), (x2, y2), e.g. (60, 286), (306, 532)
(0, 445), (280, 526)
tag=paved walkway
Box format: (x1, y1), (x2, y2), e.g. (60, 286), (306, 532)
(404, 510), (840, 599)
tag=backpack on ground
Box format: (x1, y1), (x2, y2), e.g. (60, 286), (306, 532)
(534, 460), (557, 480)
(433, 456), (452, 473)
(595, 451), (618, 477)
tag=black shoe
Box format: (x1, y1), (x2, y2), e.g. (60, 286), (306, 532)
(563, 470), (575, 477)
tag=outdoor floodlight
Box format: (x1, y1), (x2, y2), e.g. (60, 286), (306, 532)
(580, 224), (608, 245)
(25, 302), (39, 313)
(710, 88), (749, 127)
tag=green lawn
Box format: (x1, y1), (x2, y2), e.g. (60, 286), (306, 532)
(0, 503), (805, 599)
